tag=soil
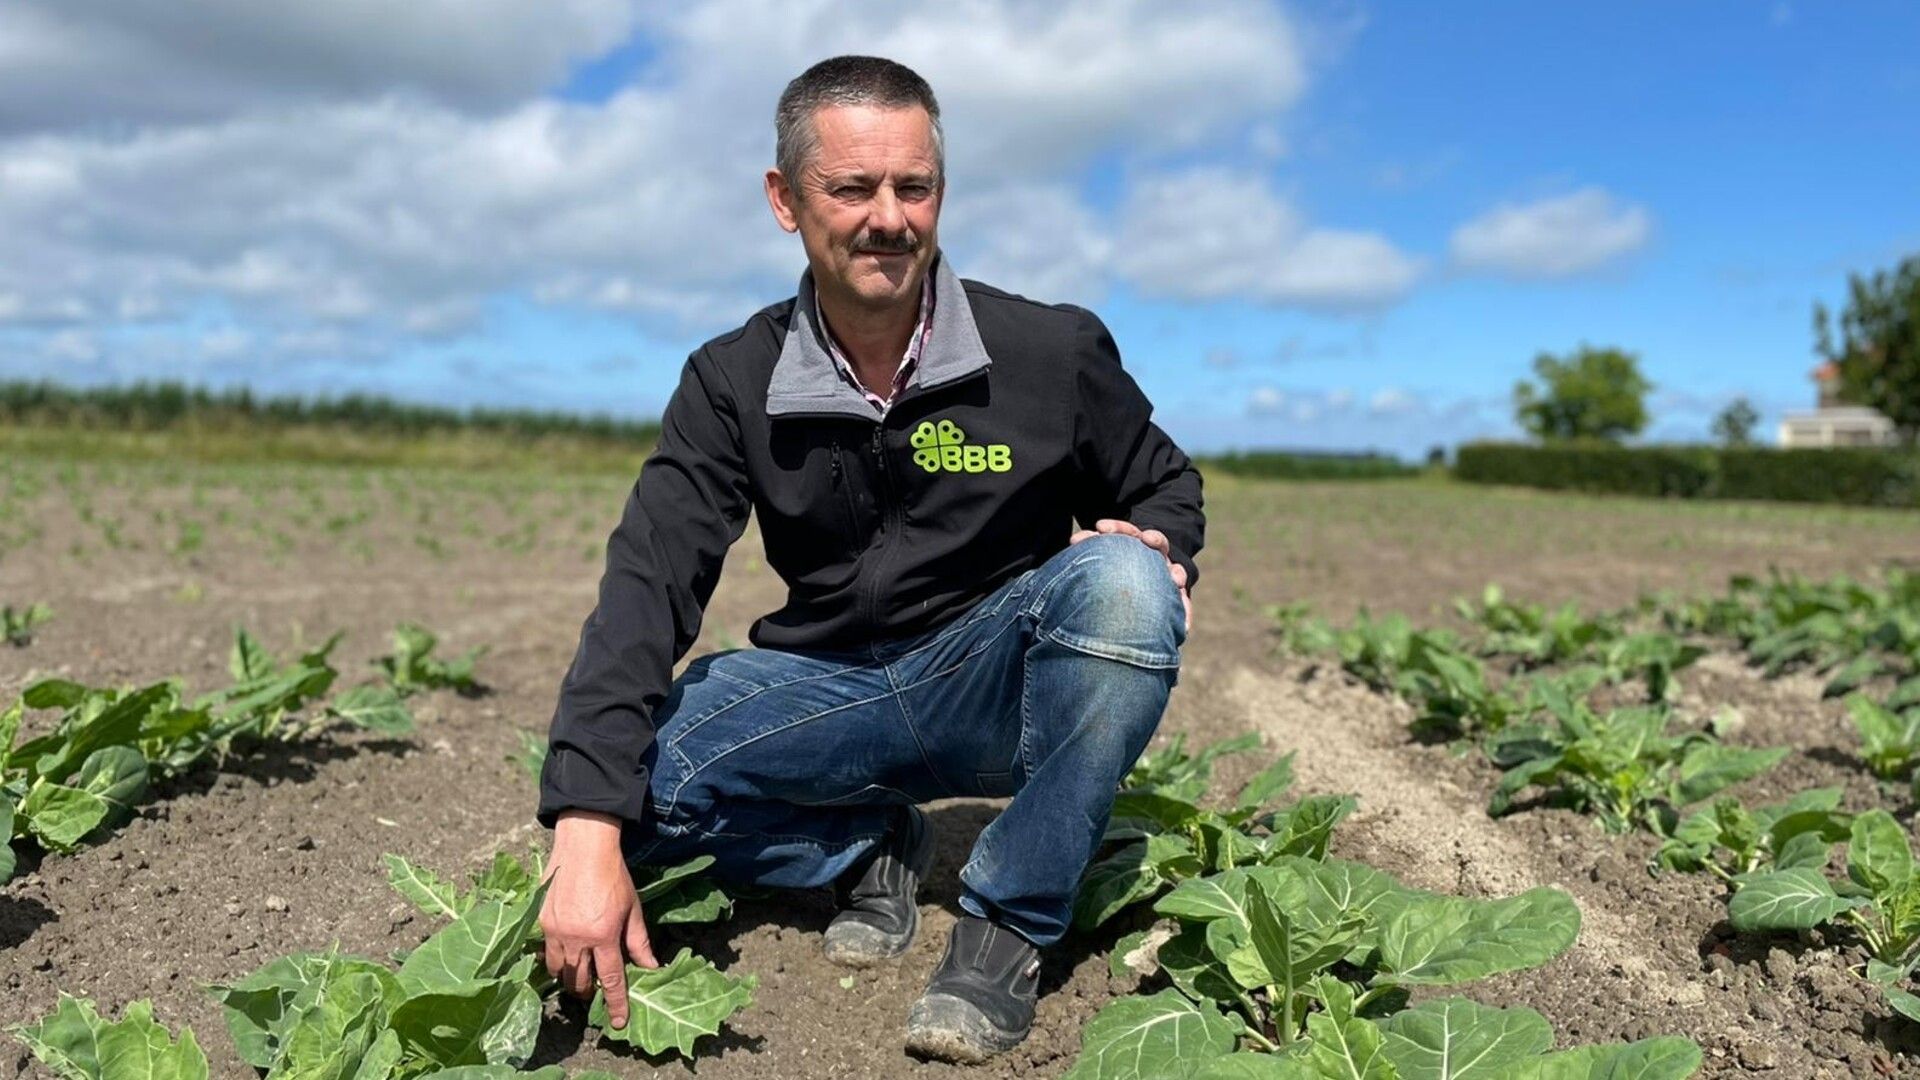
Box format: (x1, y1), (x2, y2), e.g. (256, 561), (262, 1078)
(2, 465), (1918, 1078)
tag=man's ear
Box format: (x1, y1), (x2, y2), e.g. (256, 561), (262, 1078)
(765, 169), (800, 234)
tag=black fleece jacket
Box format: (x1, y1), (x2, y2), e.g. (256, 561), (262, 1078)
(537, 253), (1205, 828)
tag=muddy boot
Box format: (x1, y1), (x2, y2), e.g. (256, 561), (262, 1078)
(904, 915), (1040, 1063)
(823, 804), (933, 967)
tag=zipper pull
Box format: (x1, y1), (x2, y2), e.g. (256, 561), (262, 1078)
(831, 442), (844, 487)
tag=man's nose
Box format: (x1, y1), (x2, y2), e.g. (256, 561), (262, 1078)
(868, 185), (908, 236)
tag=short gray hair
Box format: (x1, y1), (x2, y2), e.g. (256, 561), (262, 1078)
(774, 56), (944, 184)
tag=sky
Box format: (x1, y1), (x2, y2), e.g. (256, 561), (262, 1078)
(2, 1), (1917, 457)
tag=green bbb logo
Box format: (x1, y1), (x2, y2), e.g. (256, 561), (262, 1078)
(910, 418), (1012, 474)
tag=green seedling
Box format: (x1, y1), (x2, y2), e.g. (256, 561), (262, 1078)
(376, 622), (487, 696)
(1485, 698), (1786, 835)
(1730, 810), (1920, 1025)
(2, 602), (53, 646)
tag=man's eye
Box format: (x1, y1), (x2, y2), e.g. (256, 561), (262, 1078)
(899, 185), (931, 198)
(832, 186), (868, 199)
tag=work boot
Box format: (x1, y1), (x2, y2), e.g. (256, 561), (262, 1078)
(904, 915), (1040, 1063)
(823, 804), (933, 967)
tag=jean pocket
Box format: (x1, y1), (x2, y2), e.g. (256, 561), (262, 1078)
(974, 770), (1016, 798)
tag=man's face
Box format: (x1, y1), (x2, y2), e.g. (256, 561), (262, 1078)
(766, 103), (943, 313)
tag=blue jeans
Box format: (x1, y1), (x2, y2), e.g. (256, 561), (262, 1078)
(623, 534), (1186, 946)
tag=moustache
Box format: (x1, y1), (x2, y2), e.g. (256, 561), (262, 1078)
(854, 234), (919, 255)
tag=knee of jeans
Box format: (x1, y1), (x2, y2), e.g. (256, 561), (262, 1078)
(1043, 534), (1185, 669)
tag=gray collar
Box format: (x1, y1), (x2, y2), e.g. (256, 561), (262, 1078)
(766, 250), (992, 419)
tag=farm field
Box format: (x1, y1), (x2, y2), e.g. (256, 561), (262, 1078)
(3, 454), (1920, 1079)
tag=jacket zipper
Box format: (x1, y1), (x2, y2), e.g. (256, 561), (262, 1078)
(864, 423), (899, 627)
(829, 439), (862, 556)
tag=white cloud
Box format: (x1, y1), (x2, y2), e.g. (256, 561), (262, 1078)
(1248, 386), (1286, 415)
(1449, 187), (1652, 279)
(0, 0), (643, 135)
(1113, 168), (1423, 310)
(1368, 386), (1418, 416)
(0, 0), (1398, 375)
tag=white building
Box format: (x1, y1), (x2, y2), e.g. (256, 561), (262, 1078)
(1777, 362), (1898, 448)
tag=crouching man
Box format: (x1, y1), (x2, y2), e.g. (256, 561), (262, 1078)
(536, 55), (1203, 1063)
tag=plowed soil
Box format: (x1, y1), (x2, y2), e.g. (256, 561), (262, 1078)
(2, 463), (1917, 1078)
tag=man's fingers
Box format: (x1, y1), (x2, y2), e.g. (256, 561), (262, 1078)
(625, 905), (659, 969)
(543, 936), (566, 986)
(594, 943), (630, 1028)
(1170, 562), (1189, 589)
(1068, 529), (1097, 545)
(1095, 518), (1143, 538)
(563, 945), (594, 1000)
(1139, 528), (1171, 558)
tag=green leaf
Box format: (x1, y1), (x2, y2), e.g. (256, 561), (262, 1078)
(1377, 889), (1580, 987)
(1888, 676), (1920, 712)
(1848, 809), (1914, 897)
(1884, 985), (1920, 1025)
(384, 854), (469, 921)
(1157, 874), (1256, 925)
(1244, 877), (1350, 996)
(388, 961), (541, 1069)
(14, 995), (210, 1080)
(1496, 1036), (1702, 1079)
(1379, 999), (1553, 1080)
(327, 685), (415, 735)
(1823, 655), (1883, 698)
(74, 746), (148, 829)
(1060, 988), (1239, 1080)
(1774, 831), (1833, 873)
(414, 1060), (568, 1068)
(1265, 795), (1358, 861)
(632, 855), (715, 902)
(587, 947), (756, 1058)
(1075, 841), (1163, 930)
(397, 883), (547, 995)
(22, 780), (113, 853)
(34, 682), (171, 784)
(230, 627), (276, 682)
(1849, 695), (1920, 779)
(1297, 977), (1395, 1079)
(1727, 868), (1866, 931)
(1191, 1055), (1316, 1079)
(1236, 752), (1297, 810)
(209, 950), (400, 1071)
(1111, 789), (1205, 834)
(272, 970), (395, 1079)
(1669, 745), (1787, 807)
(649, 877), (734, 924)
(1157, 923), (1243, 1005)
(1, 795), (16, 882)
(22, 679), (89, 711)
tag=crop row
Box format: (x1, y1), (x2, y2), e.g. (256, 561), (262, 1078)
(1275, 566), (1920, 1039)
(2, 623), (481, 884)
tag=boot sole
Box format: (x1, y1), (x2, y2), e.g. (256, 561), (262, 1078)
(822, 807), (935, 968)
(905, 992), (1029, 1063)
(823, 909), (918, 967)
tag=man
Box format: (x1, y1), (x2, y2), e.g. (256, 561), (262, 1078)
(537, 55), (1203, 1063)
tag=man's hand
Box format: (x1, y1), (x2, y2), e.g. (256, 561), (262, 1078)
(540, 810), (659, 1030)
(1069, 518), (1193, 633)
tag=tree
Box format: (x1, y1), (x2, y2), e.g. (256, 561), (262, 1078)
(1815, 254), (1920, 443)
(1512, 345), (1652, 443)
(1711, 397), (1760, 447)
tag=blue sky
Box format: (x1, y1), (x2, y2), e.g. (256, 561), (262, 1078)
(2, 1), (1916, 456)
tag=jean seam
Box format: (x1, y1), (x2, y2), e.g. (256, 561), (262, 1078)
(885, 660), (958, 799)
(879, 570), (1035, 666)
(663, 689), (900, 809)
(1044, 625), (1183, 670)
(887, 614), (1026, 697)
(662, 652), (880, 770)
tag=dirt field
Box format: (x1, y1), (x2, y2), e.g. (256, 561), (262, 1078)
(2, 458), (1918, 1078)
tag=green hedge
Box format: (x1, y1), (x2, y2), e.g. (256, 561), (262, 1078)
(1455, 442), (1920, 507)
(1197, 451), (1417, 481)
